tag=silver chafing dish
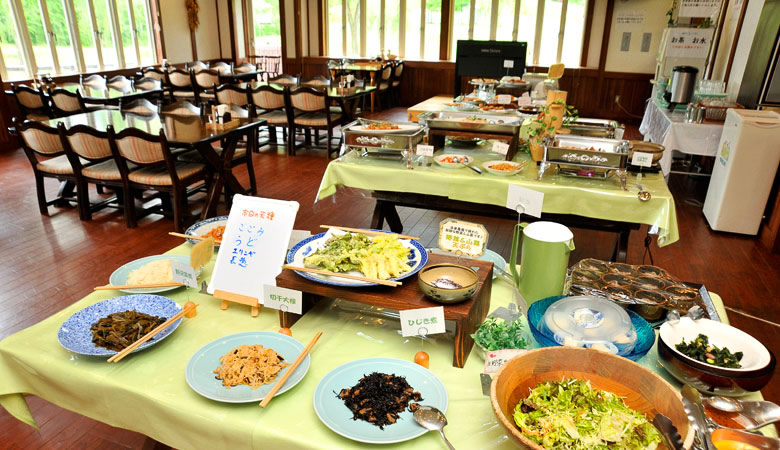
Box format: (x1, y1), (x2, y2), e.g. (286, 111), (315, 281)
(563, 118), (625, 139)
(342, 119), (426, 168)
(417, 111), (531, 160)
(538, 134), (630, 190)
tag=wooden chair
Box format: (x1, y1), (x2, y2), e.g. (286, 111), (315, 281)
(107, 75), (133, 92)
(192, 68), (221, 104)
(166, 67), (196, 102)
(107, 125), (210, 232)
(120, 98), (159, 115)
(47, 87), (89, 117)
(134, 77), (162, 91)
(233, 62), (258, 74)
(215, 83), (249, 106)
(390, 60), (404, 105)
(141, 66), (166, 81)
(160, 100), (200, 116)
(286, 86), (343, 157)
(187, 61), (210, 73)
(249, 84), (289, 147)
(14, 118), (78, 215)
(79, 74), (107, 89)
(57, 123), (124, 221)
(268, 74), (299, 87)
(11, 84), (51, 121)
(376, 64), (393, 109)
(211, 61), (232, 74)
(300, 75), (331, 88)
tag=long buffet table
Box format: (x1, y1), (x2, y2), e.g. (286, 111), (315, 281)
(4, 241), (770, 449)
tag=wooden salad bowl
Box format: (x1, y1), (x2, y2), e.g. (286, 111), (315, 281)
(490, 347), (695, 449)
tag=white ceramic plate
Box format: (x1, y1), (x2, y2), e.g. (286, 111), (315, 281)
(184, 216), (228, 248)
(109, 254), (201, 294)
(433, 154), (473, 168)
(482, 160), (527, 176)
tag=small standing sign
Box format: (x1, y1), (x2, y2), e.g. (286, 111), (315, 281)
(399, 307), (446, 337)
(438, 218), (488, 257)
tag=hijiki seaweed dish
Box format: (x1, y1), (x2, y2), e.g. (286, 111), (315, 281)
(337, 372), (423, 429)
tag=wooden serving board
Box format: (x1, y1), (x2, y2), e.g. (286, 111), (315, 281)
(275, 253), (493, 368)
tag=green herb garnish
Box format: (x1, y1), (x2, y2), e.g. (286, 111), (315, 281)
(472, 317), (528, 351)
(675, 333), (743, 368)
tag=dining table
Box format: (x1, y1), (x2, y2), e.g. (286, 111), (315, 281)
(250, 81), (377, 122)
(42, 109), (267, 219)
(220, 69), (265, 84)
(60, 83), (164, 106)
(328, 62), (385, 112)
(0, 240), (773, 449)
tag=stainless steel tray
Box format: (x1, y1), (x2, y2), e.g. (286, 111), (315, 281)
(546, 135), (629, 167)
(564, 118), (625, 139)
(343, 120), (426, 151)
(417, 111), (527, 133)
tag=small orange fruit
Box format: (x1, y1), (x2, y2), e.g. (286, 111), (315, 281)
(414, 351), (430, 368)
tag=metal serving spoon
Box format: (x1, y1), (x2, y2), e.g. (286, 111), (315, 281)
(413, 405), (455, 450)
(452, 156), (482, 175)
(704, 397), (780, 430)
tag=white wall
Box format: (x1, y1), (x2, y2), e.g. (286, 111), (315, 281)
(161, 0), (193, 63)
(285, 0), (296, 58)
(587, 0), (607, 68)
(196, 0), (222, 60)
(604, 0), (668, 74)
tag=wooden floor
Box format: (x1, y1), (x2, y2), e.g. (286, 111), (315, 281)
(1, 107), (778, 448)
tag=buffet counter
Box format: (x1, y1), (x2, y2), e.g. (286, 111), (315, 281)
(4, 242), (770, 449)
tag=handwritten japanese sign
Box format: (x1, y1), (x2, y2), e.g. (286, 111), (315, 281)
(678, 0), (721, 17)
(483, 349), (527, 374)
(399, 307), (446, 337)
(665, 28), (714, 59)
(492, 141), (510, 155)
(615, 9), (645, 31)
(631, 151), (654, 168)
(263, 285), (303, 314)
(438, 218), (488, 257)
(208, 195), (299, 303)
(171, 261), (198, 288)
(416, 144), (434, 157)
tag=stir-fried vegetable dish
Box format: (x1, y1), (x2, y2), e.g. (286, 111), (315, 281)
(675, 333), (743, 368)
(337, 372), (422, 429)
(513, 378), (662, 449)
(90, 310), (167, 351)
(303, 232), (411, 280)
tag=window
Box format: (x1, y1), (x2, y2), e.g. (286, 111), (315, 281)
(0, 0), (157, 81)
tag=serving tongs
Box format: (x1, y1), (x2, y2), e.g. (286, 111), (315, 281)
(682, 385), (715, 450)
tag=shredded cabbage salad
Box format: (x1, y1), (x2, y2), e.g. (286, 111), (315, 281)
(513, 378), (661, 449)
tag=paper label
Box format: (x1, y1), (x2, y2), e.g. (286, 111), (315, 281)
(171, 261), (198, 288)
(665, 28), (714, 58)
(416, 144), (434, 157)
(496, 95), (513, 105)
(506, 185), (544, 218)
(503, 59), (514, 69)
(483, 349), (527, 374)
(399, 307), (446, 337)
(492, 141), (510, 155)
(438, 218), (488, 257)
(631, 151), (653, 167)
(263, 285), (303, 314)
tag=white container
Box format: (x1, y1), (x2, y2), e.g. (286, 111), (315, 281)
(703, 109), (780, 234)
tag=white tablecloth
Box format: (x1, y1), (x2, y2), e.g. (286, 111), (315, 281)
(639, 100), (724, 175)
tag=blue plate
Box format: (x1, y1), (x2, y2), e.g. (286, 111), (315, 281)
(287, 231), (428, 287)
(109, 254), (201, 294)
(184, 216), (228, 248)
(57, 294), (182, 357)
(185, 331), (310, 403)
(527, 296), (655, 362)
(313, 357), (448, 444)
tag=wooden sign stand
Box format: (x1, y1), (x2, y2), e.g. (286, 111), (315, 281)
(214, 289), (262, 317)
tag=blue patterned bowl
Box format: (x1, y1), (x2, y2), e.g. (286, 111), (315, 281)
(527, 295), (655, 361)
(57, 295), (182, 357)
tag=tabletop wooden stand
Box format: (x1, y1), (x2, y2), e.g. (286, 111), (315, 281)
(275, 253), (493, 368)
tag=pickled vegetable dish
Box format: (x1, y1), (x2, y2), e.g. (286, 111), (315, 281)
(513, 378), (662, 449)
(90, 310), (167, 351)
(675, 333), (743, 368)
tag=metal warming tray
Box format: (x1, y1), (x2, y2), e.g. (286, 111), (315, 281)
(343, 120), (426, 152)
(564, 118), (625, 139)
(539, 134), (630, 190)
(417, 111), (526, 133)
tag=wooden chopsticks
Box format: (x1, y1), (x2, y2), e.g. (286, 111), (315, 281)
(259, 332), (323, 408)
(169, 232), (222, 245)
(107, 303), (199, 363)
(282, 265), (401, 287)
(94, 282), (185, 291)
(320, 225), (419, 241)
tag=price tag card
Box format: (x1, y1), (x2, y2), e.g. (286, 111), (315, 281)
(492, 141), (510, 155)
(416, 144), (434, 157)
(503, 59), (514, 69)
(263, 285), (303, 314)
(631, 151), (653, 167)
(399, 307), (446, 337)
(438, 218), (488, 257)
(496, 94), (513, 105)
(506, 185), (544, 218)
(483, 349), (527, 374)
(171, 261), (198, 288)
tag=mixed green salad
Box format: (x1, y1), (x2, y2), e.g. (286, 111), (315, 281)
(675, 333), (743, 368)
(303, 232), (411, 280)
(513, 379), (662, 449)
(472, 317), (528, 351)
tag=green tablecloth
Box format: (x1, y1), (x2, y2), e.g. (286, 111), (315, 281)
(317, 150), (679, 247)
(2, 245), (766, 449)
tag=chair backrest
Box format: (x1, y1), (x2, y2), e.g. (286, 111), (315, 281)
(380, 64), (392, 81)
(268, 74), (299, 86)
(229, 104), (250, 118)
(17, 119), (63, 156)
(393, 61), (404, 77)
(212, 61), (231, 73)
(160, 100), (201, 116)
(194, 69), (221, 89)
(250, 84), (286, 110)
(48, 87), (85, 115)
(134, 77), (162, 91)
(59, 123), (112, 162)
(300, 76), (331, 88)
(234, 62), (257, 74)
(120, 98), (159, 115)
(289, 86), (326, 112)
(142, 67), (166, 81)
(107, 75), (133, 92)
(215, 83), (249, 106)
(188, 61), (209, 72)
(167, 68), (192, 88)
(80, 74), (107, 89)
(110, 126), (170, 166)
(12, 84), (47, 110)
